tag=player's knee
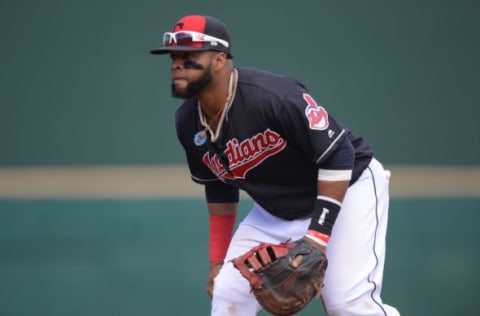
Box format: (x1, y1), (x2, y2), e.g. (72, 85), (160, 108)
(324, 295), (400, 316)
(211, 266), (260, 315)
(212, 265), (251, 301)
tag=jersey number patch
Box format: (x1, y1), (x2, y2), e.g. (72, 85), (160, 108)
(303, 93), (329, 131)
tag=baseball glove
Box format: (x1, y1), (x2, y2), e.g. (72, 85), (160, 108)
(231, 239), (327, 316)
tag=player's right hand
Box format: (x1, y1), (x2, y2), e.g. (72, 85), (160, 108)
(207, 261), (223, 297)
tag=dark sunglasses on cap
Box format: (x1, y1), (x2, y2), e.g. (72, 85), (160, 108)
(163, 31), (230, 48)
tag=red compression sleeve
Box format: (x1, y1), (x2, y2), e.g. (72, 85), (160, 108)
(209, 214), (236, 263)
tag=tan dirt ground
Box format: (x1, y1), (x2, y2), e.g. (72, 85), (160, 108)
(0, 165), (479, 199)
(0, 165), (480, 198)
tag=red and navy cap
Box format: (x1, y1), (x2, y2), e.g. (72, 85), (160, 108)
(150, 15), (232, 57)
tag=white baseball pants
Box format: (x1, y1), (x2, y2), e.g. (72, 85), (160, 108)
(211, 158), (400, 316)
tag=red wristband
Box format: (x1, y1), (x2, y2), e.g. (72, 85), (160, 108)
(209, 214), (236, 263)
(306, 229), (331, 246)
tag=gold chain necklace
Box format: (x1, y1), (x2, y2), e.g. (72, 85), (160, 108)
(197, 68), (237, 143)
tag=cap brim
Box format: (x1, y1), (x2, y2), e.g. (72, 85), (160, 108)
(150, 45), (208, 55)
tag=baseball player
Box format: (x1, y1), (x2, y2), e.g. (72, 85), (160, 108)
(151, 14), (400, 316)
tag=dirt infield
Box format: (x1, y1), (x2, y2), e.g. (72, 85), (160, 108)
(0, 165), (479, 198)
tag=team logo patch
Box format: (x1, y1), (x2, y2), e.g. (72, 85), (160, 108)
(303, 93), (329, 131)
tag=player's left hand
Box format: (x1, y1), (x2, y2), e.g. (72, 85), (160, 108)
(302, 236), (327, 257)
(206, 261), (223, 297)
(289, 237), (327, 269)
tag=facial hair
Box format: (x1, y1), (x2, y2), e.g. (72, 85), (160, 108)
(171, 63), (213, 99)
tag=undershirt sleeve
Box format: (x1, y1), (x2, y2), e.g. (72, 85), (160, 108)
(205, 182), (240, 203)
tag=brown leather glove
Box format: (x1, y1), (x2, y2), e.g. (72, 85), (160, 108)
(231, 239), (327, 316)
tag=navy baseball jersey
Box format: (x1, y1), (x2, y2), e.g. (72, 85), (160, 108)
(175, 67), (373, 219)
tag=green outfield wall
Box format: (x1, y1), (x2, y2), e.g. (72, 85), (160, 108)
(1, 0), (479, 166)
(1, 198), (479, 316)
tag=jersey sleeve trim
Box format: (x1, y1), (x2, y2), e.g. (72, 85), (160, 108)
(315, 129), (347, 164)
(191, 174), (222, 184)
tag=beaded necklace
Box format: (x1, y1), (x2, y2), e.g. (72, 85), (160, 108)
(197, 68), (237, 144)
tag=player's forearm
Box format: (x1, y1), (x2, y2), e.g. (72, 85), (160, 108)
(306, 179), (349, 247)
(208, 202), (238, 263)
(316, 179), (349, 203)
(307, 136), (354, 247)
(208, 202), (238, 216)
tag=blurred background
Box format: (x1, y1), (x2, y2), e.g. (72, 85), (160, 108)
(0, 0), (479, 315)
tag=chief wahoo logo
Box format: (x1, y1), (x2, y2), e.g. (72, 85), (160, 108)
(303, 93), (329, 131)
